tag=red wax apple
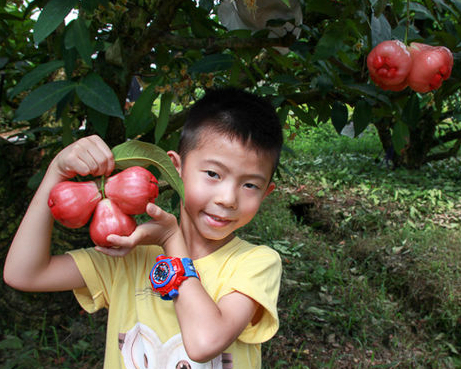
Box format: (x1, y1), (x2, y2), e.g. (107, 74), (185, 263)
(105, 166), (159, 215)
(407, 42), (453, 93)
(367, 40), (412, 91)
(89, 199), (137, 247)
(48, 181), (101, 228)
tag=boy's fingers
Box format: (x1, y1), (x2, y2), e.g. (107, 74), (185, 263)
(64, 135), (114, 177)
(105, 233), (139, 248)
(80, 146), (114, 177)
(95, 245), (131, 257)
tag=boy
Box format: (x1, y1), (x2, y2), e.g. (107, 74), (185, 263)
(4, 87), (284, 369)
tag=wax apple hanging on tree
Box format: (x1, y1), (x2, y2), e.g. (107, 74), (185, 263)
(406, 42), (454, 93)
(367, 40), (453, 93)
(366, 39), (412, 91)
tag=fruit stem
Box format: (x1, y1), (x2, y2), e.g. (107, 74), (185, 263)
(100, 176), (106, 199)
(405, 0), (410, 45)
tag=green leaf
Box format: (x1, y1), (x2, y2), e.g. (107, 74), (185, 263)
(313, 31), (344, 61)
(277, 105), (290, 126)
(331, 101), (348, 134)
(345, 83), (392, 106)
(88, 107), (109, 137)
(229, 59), (241, 86)
(410, 2), (435, 21)
(155, 92), (173, 144)
(402, 94), (421, 129)
(352, 100), (372, 137)
(63, 44), (78, 77)
(392, 120), (410, 154)
(112, 140), (184, 202)
(189, 54), (234, 73)
(371, 13), (391, 48)
(9, 60), (64, 98)
(33, 0), (78, 44)
(14, 80), (76, 121)
(125, 83), (158, 138)
(76, 73), (124, 119)
(190, 7), (215, 37)
(81, 0), (108, 12)
(67, 17), (93, 66)
(0, 335), (23, 350)
(290, 105), (316, 126)
(305, 2), (339, 17)
(198, 0), (213, 11)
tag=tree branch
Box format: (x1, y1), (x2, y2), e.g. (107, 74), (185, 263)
(129, 0), (184, 68)
(156, 33), (297, 54)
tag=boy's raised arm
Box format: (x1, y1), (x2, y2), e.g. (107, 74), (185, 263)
(3, 135), (114, 292)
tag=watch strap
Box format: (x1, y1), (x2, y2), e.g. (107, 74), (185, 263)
(181, 257), (199, 279)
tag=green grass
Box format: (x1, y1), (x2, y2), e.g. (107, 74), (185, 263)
(2, 123), (461, 368)
(257, 123), (461, 368)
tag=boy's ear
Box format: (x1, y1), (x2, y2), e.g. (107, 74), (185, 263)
(167, 151), (182, 175)
(263, 182), (276, 200)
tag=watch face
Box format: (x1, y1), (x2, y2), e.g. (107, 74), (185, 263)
(153, 261), (170, 284)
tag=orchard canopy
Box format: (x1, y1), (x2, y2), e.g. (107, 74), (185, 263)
(1, 0), (460, 169)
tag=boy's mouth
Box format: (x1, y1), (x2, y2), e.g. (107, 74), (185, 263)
(205, 212), (232, 226)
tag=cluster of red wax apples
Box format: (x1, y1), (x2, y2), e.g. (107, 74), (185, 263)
(48, 166), (159, 247)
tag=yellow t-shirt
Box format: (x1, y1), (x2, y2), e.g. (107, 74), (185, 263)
(67, 236), (282, 369)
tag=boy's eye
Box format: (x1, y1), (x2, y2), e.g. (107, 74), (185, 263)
(206, 170), (219, 179)
(244, 183), (259, 190)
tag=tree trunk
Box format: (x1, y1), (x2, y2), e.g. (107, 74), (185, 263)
(401, 116), (437, 169)
(374, 116), (439, 169)
(374, 118), (401, 168)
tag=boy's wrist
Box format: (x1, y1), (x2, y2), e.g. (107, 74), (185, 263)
(163, 230), (189, 258)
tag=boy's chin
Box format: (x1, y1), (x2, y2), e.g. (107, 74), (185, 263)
(201, 231), (235, 245)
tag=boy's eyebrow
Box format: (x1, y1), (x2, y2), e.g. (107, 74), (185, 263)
(202, 159), (269, 182)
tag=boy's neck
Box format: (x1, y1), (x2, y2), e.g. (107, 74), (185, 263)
(179, 215), (235, 260)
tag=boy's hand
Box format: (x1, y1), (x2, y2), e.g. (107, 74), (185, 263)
(96, 203), (183, 257)
(49, 135), (114, 181)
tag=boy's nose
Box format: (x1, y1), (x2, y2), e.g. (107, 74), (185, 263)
(215, 188), (238, 209)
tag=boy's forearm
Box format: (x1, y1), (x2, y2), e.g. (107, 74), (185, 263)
(173, 279), (256, 363)
(4, 169), (62, 289)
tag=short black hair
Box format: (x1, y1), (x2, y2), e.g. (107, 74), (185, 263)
(178, 87), (283, 172)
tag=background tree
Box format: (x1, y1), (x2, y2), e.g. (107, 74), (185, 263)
(2, 0), (460, 170)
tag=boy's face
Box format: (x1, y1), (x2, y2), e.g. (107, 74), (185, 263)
(170, 130), (275, 249)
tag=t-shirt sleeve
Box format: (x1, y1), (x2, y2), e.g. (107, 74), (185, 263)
(220, 246), (282, 344)
(66, 248), (119, 314)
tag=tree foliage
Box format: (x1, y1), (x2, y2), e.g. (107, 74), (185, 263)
(1, 0), (460, 168)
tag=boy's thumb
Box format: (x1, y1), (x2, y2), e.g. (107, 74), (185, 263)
(146, 202), (161, 218)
